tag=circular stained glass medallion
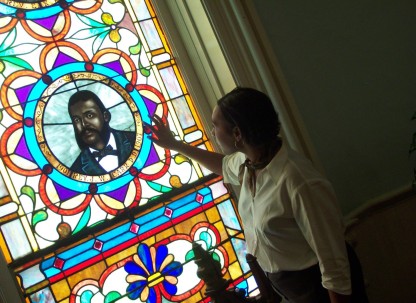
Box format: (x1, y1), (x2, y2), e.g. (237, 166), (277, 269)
(23, 62), (151, 194)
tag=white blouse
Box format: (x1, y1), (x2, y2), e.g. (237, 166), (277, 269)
(222, 143), (351, 295)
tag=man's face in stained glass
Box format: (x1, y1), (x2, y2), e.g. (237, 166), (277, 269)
(69, 98), (111, 151)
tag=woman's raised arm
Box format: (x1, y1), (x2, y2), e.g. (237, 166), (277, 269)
(148, 115), (224, 176)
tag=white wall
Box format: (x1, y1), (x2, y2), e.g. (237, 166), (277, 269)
(250, 0), (416, 214)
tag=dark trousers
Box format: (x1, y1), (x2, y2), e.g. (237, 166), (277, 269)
(267, 264), (330, 303)
(266, 243), (369, 303)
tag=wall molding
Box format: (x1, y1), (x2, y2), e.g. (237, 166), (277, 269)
(201, 0), (321, 167)
(155, 0), (322, 168)
(345, 185), (415, 230)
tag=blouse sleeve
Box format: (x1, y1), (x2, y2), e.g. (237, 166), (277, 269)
(291, 179), (352, 295)
(222, 152), (246, 185)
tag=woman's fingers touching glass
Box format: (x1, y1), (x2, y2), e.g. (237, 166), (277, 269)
(150, 115), (169, 130)
(147, 115), (177, 149)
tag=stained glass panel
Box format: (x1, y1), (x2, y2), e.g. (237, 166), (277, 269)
(0, 0), (258, 302)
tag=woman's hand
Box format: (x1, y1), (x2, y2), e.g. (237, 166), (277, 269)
(147, 115), (179, 150)
(147, 115), (224, 175)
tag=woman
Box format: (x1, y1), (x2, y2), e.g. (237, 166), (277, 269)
(149, 87), (366, 303)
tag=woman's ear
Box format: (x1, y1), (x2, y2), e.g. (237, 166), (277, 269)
(233, 126), (242, 142)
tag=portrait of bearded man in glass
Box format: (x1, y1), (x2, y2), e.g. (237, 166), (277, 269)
(68, 90), (136, 175)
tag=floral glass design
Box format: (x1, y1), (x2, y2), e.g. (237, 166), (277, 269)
(124, 243), (183, 302)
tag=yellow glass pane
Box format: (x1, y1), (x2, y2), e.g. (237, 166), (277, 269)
(0, 233), (12, 263)
(141, 236), (156, 246)
(222, 270), (231, 281)
(106, 245), (137, 266)
(173, 212), (207, 234)
(67, 261), (107, 288)
(214, 221), (228, 241)
(223, 241), (236, 263)
(188, 291), (203, 303)
(205, 206), (220, 223)
(50, 279), (70, 302)
(155, 226), (175, 242)
(228, 261), (243, 280)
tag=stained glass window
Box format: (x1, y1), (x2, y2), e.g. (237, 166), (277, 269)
(0, 0), (258, 302)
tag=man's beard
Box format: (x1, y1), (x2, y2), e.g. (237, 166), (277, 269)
(74, 124), (111, 150)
